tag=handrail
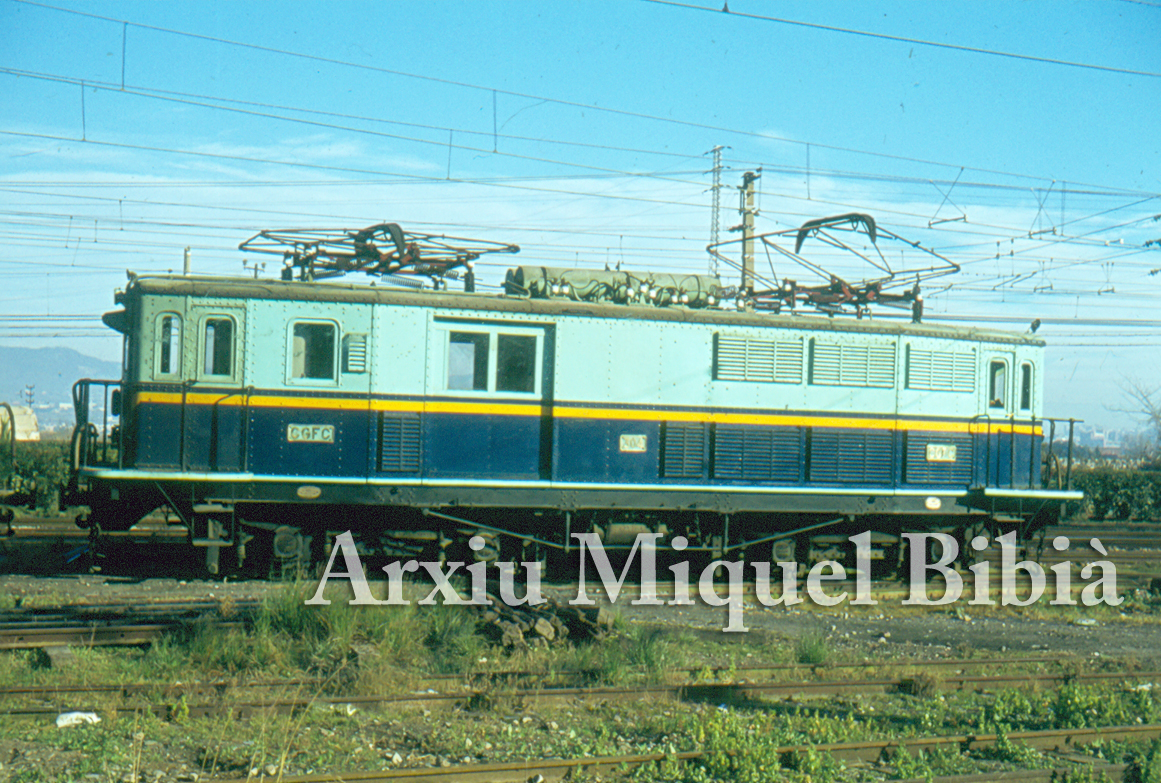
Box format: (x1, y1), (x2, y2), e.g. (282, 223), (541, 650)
(70, 379), (122, 470)
(970, 413), (1078, 491)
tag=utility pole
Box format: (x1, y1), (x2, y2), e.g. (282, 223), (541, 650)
(739, 170), (760, 294)
(707, 145), (726, 276)
(22, 385), (34, 406)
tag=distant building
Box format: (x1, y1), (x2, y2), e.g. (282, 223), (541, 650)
(1068, 424), (1125, 457)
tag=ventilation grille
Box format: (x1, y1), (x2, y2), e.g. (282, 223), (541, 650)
(811, 342), (896, 388)
(378, 412), (420, 472)
(809, 428), (894, 484)
(715, 334), (804, 383)
(661, 422), (707, 479)
(343, 333), (368, 373)
(904, 433), (974, 485)
(713, 425), (803, 481)
(907, 347), (975, 392)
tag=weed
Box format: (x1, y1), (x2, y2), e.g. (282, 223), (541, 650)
(983, 724), (1042, 766)
(1142, 738), (1161, 783)
(900, 672), (941, 699)
(892, 745), (976, 779)
(794, 630), (831, 665)
(423, 603), (486, 673)
(623, 626), (676, 674)
(988, 689), (1038, 728)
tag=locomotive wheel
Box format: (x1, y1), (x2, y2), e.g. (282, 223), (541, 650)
(771, 535), (809, 577)
(236, 521), (312, 579)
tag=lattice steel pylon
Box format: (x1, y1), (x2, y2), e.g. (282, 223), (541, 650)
(707, 145), (726, 276)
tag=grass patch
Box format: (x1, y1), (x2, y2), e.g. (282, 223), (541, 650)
(794, 629), (832, 665)
(2, 581), (1160, 782)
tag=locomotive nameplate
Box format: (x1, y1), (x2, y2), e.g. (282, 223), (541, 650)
(619, 434), (647, 453)
(287, 424), (335, 443)
(924, 443), (957, 463)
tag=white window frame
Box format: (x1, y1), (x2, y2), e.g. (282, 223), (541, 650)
(197, 314), (238, 383)
(439, 324), (544, 397)
(154, 312), (183, 379)
(286, 319), (340, 387)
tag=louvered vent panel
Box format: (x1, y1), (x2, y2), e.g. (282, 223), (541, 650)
(908, 347), (975, 392)
(811, 342), (896, 388)
(713, 425), (802, 481)
(716, 334), (803, 383)
(811, 343), (843, 385)
(774, 341), (804, 383)
(343, 333), (368, 374)
(716, 337), (750, 381)
(662, 422), (707, 479)
(379, 412), (420, 472)
(809, 429), (894, 484)
(868, 346), (896, 387)
(904, 433), (974, 484)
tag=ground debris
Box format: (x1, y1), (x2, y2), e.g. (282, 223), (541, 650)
(477, 594), (613, 648)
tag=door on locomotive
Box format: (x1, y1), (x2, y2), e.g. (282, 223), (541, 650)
(983, 350), (1016, 487)
(184, 303), (247, 473)
(425, 320), (554, 480)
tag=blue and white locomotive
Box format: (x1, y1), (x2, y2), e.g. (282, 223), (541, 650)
(64, 218), (1080, 575)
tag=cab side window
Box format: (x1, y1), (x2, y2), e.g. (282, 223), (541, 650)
(989, 361), (1007, 409)
(203, 317), (234, 377)
(156, 313), (182, 377)
(1019, 363), (1033, 411)
(291, 322), (337, 380)
(496, 334), (536, 393)
(448, 332), (489, 390)
(445, 329), (540, 394)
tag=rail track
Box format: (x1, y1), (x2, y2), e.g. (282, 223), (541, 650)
(203, 723), (1161, 783)
(3, 516), (1159, 578)
(0, 598), (256, 649)
(4, 657), (1158, 720)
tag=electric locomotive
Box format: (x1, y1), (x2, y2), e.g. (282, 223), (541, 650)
(61, 217), (1081, 575)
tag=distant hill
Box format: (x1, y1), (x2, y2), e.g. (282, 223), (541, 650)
(0, 347), (121, 430)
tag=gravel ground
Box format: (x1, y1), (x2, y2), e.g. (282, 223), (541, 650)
(2, 573), (1159, 782)
(5, 572), (1159, 661)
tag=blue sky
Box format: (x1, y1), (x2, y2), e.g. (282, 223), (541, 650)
(1, 0), (1159, 428)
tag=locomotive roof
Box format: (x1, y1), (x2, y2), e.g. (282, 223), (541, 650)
(119, 274), (1045, 347)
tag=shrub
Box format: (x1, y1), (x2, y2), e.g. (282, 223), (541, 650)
(1067, 469), (1161, 521)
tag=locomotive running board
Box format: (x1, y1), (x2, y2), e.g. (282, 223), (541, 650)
(973, 487), (1083, 500)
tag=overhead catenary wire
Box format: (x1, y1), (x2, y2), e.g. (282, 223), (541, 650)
(9, 0), (1156, 193)
(1, 2), (1158, 325)
(644, 0), (1161, 79)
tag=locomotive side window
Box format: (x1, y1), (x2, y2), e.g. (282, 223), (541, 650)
(1019, 363), (1033, 411)
(291, 321), (337, 380)
(448, 332), (489, 390)
(203, 317), (234, 377)
(496, 334), (536, 393)
(989, 360), (1007, 408)
(156, 313), (182, 377)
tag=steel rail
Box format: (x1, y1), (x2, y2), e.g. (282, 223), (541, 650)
(0, 653), (1086, 702)
(896, 765), (1128, 783)
(0, 621), (246, 649)
(6, 669), (1160, 720)
(210, 724), (1161, 783)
